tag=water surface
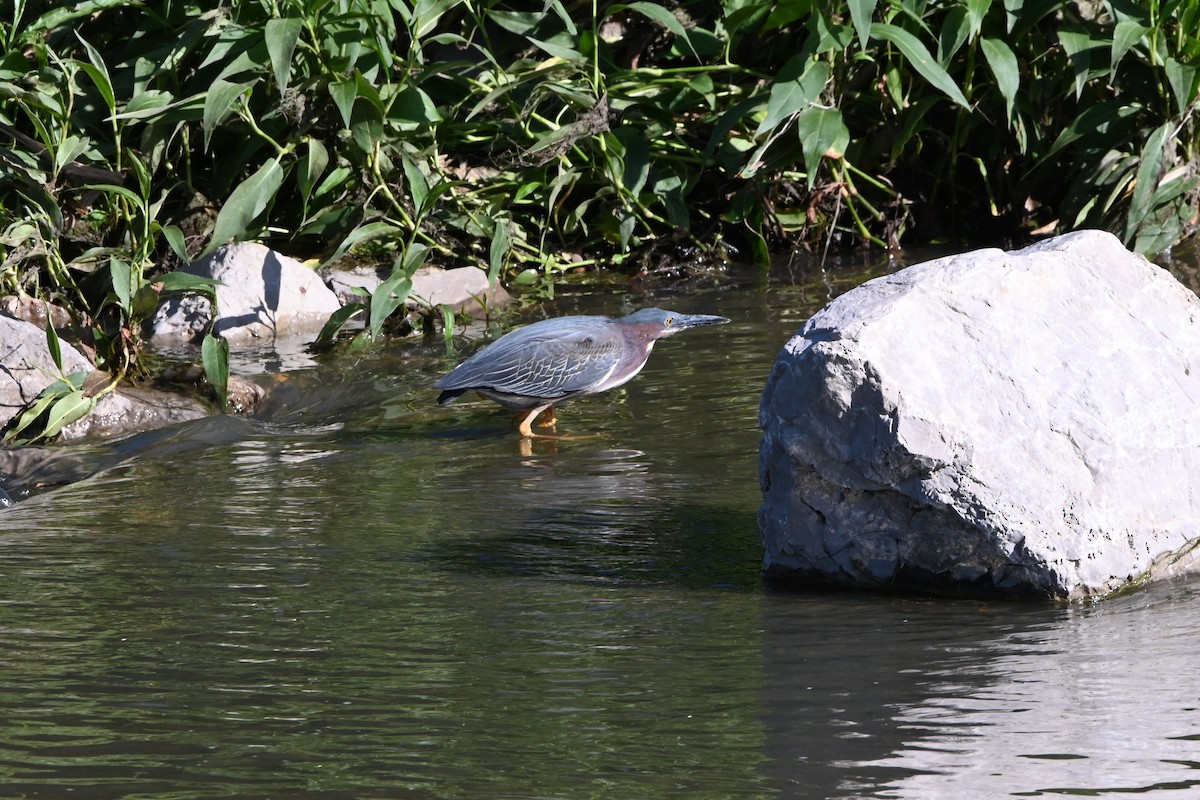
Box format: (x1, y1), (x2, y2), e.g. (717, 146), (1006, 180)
(2, 248), (1199, 798)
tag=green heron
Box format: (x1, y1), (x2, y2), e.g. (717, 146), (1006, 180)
(436, 308), (730, 436)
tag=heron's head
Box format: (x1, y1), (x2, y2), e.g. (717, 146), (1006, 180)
(617, 308), (730, 340)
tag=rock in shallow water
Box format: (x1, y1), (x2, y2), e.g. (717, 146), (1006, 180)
(150, 242), (340, 343)
(759, 230), (1200, 599)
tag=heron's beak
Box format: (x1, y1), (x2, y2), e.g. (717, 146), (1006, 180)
(670, 313), (731, 332)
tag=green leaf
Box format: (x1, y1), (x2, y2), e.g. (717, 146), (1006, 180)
(937, 7), (971, 63)
(329, 80), (357, 129)
(1057, 28), (1100, 100)
(297, 138), (329, 209)
(203, 79), (254, 151)
(369, 246), (426, 337)
(848, 0), (877, 50)
(965, 0), (993, 39)
(489, 218), (511, 287)
(41, 390), (95, 440)
(1164, 57), (1199, 116)
(797, 107), (850, 188)
(526, 36), (583, 61)
(1110, 19), (1149, 76)
(207, 158), (284, 250)
(109, 257), (133, 312)
(315, 303), (365, 346)
(319, 221), (404, 269)
(756, 60), (831, 138)
(73, 34), (115, 113)
(201, 334), (230, 411)
(980, 37), (1019, 121)
(161, 225), (188, 263)
(402, 155), (431, 213)
(157, 271), (223, 300)
(45, 317), (63, 372)
(265, 17), (303, 92)
(392, 86), (443, 126)
(871, 23), (971, 109)
(619, 2), (699, 59)
(1125, 122), (1171, 241)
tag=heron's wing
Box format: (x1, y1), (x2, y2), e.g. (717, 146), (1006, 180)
(436, 319), (624, 399)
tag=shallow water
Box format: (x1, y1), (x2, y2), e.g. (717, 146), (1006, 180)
(2, 246), (1200, 798)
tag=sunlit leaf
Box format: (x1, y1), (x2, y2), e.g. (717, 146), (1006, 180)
(1125, 121), (1171, 241)
(207, 158), (284, 250)
(848, 0), (877, 50)
(203, 79), (253, 150)
(201, 334), (230, 411)
(41, 390), (95, 440)
(980, 37), (1019, 121)
(797, 107), (850, 188)
(871, 23), (970, 109)
(265, 17), (303, 92)
(1111, 19), (1149, 76)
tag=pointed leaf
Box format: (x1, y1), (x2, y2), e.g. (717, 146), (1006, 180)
(74, 34), (115, 113)
(489, 218), (511, 287)
(1125, 122), (1171, 240)
(756, 61), (831, 138)
(329, 80), (357, 129)
(871, 23), (970, 109)
(315, 303), (365, 346)
(980, 37), (1019, 121)
(203, 79), (253, 151)
(207, 158), (284, 250)
(319, 221), (403, 269)
(621, 2), (699, 59)
(1164, 57), (1199, 116)
(45, 316), (63, 372)
(966, 0), (993, 39)
(848, 0), (877, 50)
(109, 256), (132, 311)
(298, 138), (329, 209)
(797, 107), (850, 188)
(1111, 19), (1149, 76)
(41, 391), (96, 440)
(201, 334), (230, 411)
(160, 224), (188, 263)
(265, 17), (303, 92)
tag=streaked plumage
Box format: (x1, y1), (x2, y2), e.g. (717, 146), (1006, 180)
(436, 308), (729, 436)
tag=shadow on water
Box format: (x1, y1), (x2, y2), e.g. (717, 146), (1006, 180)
(2, 249), (1200, 797)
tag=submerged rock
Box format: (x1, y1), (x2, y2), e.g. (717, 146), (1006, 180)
(759, 230), (1200, 599)
(150, 241), (341, 343)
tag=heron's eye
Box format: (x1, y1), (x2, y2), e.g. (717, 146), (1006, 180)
(665, 316), (674, 326)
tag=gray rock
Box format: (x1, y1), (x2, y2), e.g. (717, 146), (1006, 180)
(0, 312), (93, 429)
(0, 312), (209, 442)
(759, 230), (1200, 599)
(151, 242), (341, 343)
(326, 264), (513, 317)
(409, 266), (512, 316)
(59, 386), (209, 441)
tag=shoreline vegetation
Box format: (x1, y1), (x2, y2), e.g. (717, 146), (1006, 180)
(1, 0), (1198, 441)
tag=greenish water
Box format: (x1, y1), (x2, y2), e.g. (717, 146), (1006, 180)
(2, 251), (1200, 798)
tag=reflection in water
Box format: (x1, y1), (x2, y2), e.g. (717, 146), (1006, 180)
(3, 254), (1200, 796)
(761, 587), (1200, 798)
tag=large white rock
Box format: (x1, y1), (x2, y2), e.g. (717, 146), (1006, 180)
(759, 230), (1200, 599)
(151, 242), (340, 343)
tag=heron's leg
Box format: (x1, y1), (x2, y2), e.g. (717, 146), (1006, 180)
(517, 405), (552, 437)
(537, 407), (557, 428)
